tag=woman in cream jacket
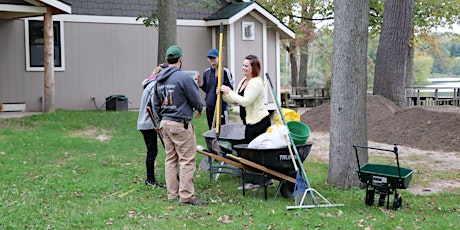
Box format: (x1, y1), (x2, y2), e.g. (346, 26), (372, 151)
(221, 54), (271, 143)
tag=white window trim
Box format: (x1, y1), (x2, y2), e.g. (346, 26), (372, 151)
(242, 21), (255, 41)
(24, 19), (65, 72)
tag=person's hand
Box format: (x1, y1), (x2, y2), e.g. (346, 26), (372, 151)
(195, 111), (202, 118)
(195, 72), (203, 86)
(220, 85), (231, 94)
(152, 66), (163, 75)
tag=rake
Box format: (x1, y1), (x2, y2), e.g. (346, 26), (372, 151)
(265, 73), (343, 209)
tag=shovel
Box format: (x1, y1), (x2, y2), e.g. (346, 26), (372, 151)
(146, 106), (164, 148)
(215, 22), (224, 139)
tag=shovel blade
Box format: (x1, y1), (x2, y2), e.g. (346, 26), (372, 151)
(199, 157), (210, 171)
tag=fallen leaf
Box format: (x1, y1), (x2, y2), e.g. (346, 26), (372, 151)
(357, 219), (365, 227)
(217, 215), (233, 223)
(106, 218), (114, 225)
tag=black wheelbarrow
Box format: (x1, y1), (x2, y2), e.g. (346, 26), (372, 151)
(353, 145), (414, 210)
(201, 123), (246, 180)
(232, 142), (313, 199)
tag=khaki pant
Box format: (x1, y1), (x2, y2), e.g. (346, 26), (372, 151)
(160, 120), (197, 203)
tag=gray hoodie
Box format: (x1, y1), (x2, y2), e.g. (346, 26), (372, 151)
(153, 66), (203, 122)
(137, 78), (159, 130)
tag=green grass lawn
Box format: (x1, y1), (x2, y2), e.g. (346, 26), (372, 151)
(0, 110), (458, 229)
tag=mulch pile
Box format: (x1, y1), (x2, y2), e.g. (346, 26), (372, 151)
(301, 95), (460, 152)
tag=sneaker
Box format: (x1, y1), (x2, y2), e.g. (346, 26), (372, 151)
(266, 179), (275, 187)
(180, 198), (207, 206)
(145, 180), (165, 188)
(238, 183), (260, 190)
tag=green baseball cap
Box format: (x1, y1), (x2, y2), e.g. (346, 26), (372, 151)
(165, 45), (183, 59)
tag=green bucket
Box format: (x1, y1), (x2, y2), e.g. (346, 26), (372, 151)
(287, 121), (311, 145)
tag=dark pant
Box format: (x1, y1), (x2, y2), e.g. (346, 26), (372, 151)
(206, 107), (228, 130)
(141, 129), (158, 182)
(244, 115), (271, 144)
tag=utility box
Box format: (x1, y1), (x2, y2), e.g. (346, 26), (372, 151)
(106, 95), (128, 111)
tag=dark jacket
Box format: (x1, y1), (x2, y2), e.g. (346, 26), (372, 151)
(200, 66), (233, 110)
(153, 66), (203, 122)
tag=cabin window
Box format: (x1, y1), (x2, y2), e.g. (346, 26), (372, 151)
(25, 19), (65, 71)
(242, 22), (255, 40)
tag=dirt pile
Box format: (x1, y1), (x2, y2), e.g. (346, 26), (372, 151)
(301, 95), (460, 152)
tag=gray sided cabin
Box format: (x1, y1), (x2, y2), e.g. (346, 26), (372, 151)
(0, 0), (294, 112)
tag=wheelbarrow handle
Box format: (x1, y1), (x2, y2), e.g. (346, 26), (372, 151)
(353, 146), (362, 173)
(353, 144), (398, 154)
(353, 144), (403, 180)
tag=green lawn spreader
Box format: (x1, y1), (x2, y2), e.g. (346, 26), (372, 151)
(353, 145), (414, 210)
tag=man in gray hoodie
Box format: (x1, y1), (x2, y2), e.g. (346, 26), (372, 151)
(153, 45), (206, 206)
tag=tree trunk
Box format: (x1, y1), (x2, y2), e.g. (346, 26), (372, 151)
(157, 0), (177, 62)
(43, 8), (55, 113)
(288, 45), (298, 91)
(405, 34), (415, 87)
(298, 1), (315, 88)
(373, 0), (414, 107)
(299, 46), (308, 87)
(328, 0), (369, 188)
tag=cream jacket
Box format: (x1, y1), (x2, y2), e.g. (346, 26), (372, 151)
(223, 76), (269, 125)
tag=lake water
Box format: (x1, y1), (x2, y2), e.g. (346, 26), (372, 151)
(412, 77), (460, 97)
(425, 78), (460, 88)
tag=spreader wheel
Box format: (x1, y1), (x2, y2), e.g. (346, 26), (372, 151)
(365, 189), (375, 206)
(280, 181), (295, 198)
(393, 194), (402, 210)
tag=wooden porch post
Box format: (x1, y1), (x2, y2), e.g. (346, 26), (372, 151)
(43, 7), (55, 113)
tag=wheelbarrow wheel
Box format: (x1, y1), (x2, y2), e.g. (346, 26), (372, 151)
(365, 189), (375, 206)
(393, 194), (402, 210)
(280, 181), (295, 198)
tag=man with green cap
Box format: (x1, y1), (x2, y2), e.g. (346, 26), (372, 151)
(153, 45), (207, 206)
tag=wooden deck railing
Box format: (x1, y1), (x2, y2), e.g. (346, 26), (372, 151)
(281, 87), (330, 108)
(280, 86), (460, 108)
(405, 87), (460, 106)
(291, 87), (329, 97)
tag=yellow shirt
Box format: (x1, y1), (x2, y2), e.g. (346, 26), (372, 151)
(223, 76), (269, 125)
